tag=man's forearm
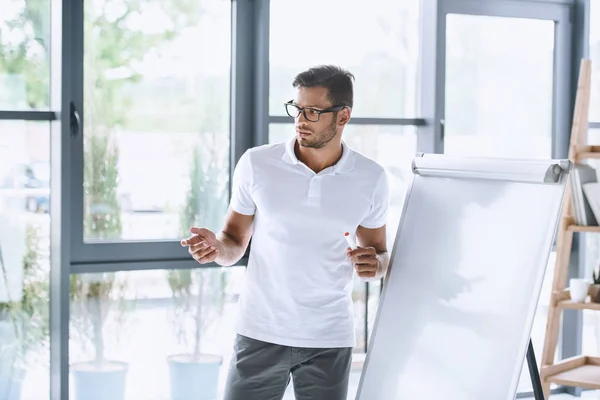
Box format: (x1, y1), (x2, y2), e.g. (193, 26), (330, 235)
(214, 231), (248, 267)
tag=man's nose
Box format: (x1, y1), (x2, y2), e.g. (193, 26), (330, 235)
(296, 110), (309, 123)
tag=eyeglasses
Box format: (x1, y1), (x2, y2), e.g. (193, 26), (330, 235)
(284, 100), (347, 122)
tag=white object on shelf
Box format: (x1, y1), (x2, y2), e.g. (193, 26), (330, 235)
(570, 278), (591, 302)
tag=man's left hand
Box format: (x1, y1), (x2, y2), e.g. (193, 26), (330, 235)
(347, 246), (379, 279)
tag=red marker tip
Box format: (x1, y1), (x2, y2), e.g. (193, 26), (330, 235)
(344, 232), (350, 236)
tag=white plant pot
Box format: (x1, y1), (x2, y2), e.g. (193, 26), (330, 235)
(167, 353), (222, 400)
(70, 360), (129, 400)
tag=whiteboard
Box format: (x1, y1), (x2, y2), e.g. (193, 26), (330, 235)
(356, 153), (570, 400)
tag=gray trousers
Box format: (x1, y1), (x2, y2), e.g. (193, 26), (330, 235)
(223, 334), (353, 400)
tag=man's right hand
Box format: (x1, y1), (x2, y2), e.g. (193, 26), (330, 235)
(181, 227), (220, 264)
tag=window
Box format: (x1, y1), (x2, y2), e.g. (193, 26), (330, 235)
(443, 14), (554, 159)
(0, 121), (51, 400)
(69, 266), (245, 399)
(0, 2), (53, 399)
(269, 0), (421, 119)
(81, 0), (231, 244)
(0, 1), (51, 111)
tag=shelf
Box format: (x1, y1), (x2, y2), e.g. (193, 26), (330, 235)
(558, 299), (600, 311)
(575, 145), (600, 161)
(555, 289), (600, 311)
(568, 225), (600, 233)
(543, 356), (600, 390)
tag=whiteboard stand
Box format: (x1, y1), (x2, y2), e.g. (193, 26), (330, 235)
(356, 153), (570, 400)
(527, 339), (544, 400)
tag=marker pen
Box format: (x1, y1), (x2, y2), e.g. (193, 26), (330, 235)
(344, 231), (357, 250)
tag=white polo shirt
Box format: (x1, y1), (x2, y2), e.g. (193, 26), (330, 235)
(230, 137), (389, 348)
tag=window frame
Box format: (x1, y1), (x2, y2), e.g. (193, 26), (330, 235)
(65, 0), (248, 268)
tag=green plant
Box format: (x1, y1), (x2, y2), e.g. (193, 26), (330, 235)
(70, 132), (131, 366)
(0, 222), (50, 372)
(593, 266), (600, 285)
(167, 136), (229, 359)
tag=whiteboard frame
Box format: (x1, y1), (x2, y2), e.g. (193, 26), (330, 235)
(356, 153), (571, 399)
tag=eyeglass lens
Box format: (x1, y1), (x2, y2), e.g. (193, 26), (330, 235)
(285, 103), (321, 122)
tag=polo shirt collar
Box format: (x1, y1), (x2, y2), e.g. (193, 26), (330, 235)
(282, 137), (354, 174)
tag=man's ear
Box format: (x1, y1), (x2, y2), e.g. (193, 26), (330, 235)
(337, 107), (351, 126)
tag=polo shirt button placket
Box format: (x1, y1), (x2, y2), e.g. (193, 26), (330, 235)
(306, 175), (323, 206)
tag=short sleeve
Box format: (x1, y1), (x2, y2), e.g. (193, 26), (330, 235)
(360, 169), (390, 229)
(230, 150), (256, 215)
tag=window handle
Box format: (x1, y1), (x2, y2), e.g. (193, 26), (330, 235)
(440, 118), (445, 141)
(70, 102), (81, 137)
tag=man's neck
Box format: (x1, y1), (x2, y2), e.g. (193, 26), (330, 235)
(295, 140), (343, 174)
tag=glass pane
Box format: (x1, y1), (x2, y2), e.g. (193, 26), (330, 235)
(590, 1), (600, 122)
(444, 14), (554, 158)
(0, 0), (51, 110)
(0, 120), (50, 399)
(367, 280), (382, 342)
(269, 0), (421, 118)
(83, 0), (231, 242)
(69, 267), (244, 400)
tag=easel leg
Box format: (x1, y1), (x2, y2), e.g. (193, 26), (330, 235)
(528, 338), (545, 400)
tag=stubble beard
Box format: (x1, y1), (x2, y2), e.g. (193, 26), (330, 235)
(298, 119), (337, 149)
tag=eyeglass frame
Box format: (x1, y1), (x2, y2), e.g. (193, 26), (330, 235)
(284, 100), (348, 122)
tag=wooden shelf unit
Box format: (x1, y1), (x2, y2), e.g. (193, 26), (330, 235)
(544, 356), (600, 391)
(555, 289), (600, 311)
(540, 59), (600, 397)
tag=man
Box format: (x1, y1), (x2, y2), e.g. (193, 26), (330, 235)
(181, 65), (390, 400)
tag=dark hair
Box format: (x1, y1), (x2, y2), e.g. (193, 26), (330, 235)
(292, 65), (355, 108)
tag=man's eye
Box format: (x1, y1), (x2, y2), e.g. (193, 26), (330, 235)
(307, 109), (319, 115)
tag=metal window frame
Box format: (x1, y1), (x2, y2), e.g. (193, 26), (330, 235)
(66, 0), (262, 267)
(564, 1), (592, 397)
(49, 1), (71, 398)
(0, 111), (57, 120)
(269, 116), (427, 126)
(429, 0), (573, 159)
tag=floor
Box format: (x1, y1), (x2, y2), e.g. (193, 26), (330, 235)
(547, 394), (600, 399)
(281, 371), (600, 400)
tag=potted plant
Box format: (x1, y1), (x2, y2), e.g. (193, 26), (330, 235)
(69, 272), (130, 400)
(590, 266), (600, 303)
(166, 139), (229, 400)
(0, 222), (50, 400)
(166, 268), (226, 400)
(69, 133), (132, 400)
